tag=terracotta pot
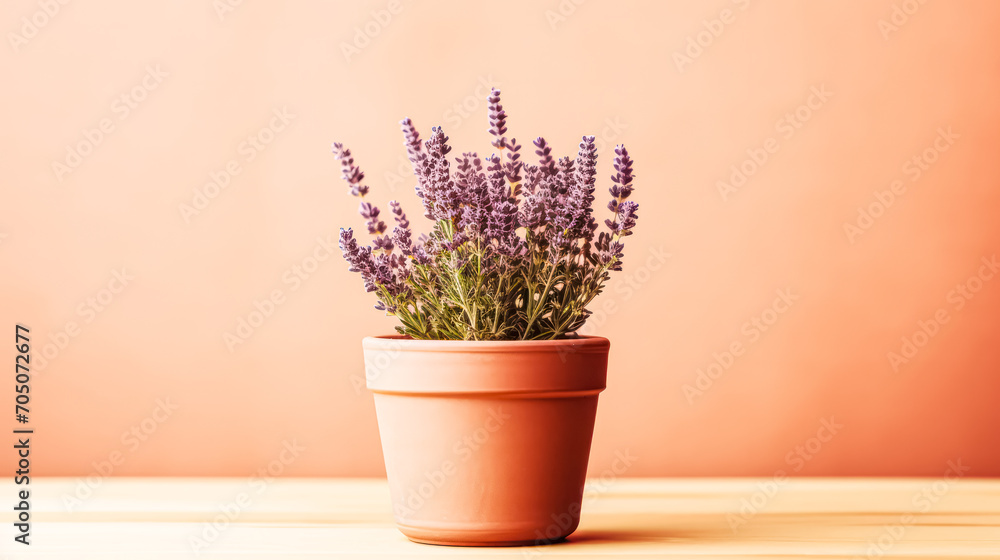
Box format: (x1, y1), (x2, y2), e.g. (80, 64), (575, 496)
(363, 335), (609, 546)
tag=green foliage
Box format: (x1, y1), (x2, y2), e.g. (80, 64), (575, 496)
(381, 222), (614, 340)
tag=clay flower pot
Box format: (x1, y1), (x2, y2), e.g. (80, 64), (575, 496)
(363, 335), (609, 546)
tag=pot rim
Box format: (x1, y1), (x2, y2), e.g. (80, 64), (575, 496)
(362, 334), (610, 354)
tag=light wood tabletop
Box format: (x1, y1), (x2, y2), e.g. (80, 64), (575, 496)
(2, 477), (998, 559)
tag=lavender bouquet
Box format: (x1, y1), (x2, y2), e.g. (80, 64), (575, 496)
(334, 89), (638, 340)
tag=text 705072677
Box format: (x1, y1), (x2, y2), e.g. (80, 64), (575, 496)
(14, 324), (32, 546)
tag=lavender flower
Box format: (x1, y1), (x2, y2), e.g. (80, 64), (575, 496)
(594, 231), (625, 271)
(549, 158), (577, 232)
(419, 126), (461, 221)
(339, 228), (377, 292)
(575, 136), (598, 235)
(359, 201), (387, 235)
(412, 242), (433, 265)
(614, 200), (638, 236)
(486, 154), (506, 197)
(334, 88), (642, 340)
(519, 192), (548, 230)
(487, 88), (508, 149)
(533, 137), (556, 176)
(332, 143), (369, 197)
(504, 138), (524, 199)
(386, 200), (414, 256)
(372, 234), (394, 253)
(605, 145), (636, 233)
(389, 200), (410, 228)
(455, 152), (491, 233)
(333, 142), (389, 236)
(400, 118), (423, 163)
(400, 118), (429, 189)
(576, 136), (598, 194)
(612, 145), (634, 194)
(393, 226), (413, 256)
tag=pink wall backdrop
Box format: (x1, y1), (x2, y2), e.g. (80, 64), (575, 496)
(3, 0), (999, 478)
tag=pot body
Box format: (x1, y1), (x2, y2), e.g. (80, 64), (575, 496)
(363, 335), (609, 546)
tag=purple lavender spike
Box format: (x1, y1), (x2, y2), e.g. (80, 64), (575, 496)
(399, 118), (429, 188)
(605, 144), (636, 235)
(611, 145), (634, 199)
(358, 201), (387, 235)
(423, 126), (460, 221)
(487, 88), (508, 149)
(332, 143), (370, 197)
(339, 228), (378, 292)
(389, 200), (410, 229)
(533, 137), (556, 176)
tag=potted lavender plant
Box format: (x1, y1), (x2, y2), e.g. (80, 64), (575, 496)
(334, 89), (639, 546)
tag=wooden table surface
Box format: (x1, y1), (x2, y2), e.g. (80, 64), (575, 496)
(2, 478), (998, 559)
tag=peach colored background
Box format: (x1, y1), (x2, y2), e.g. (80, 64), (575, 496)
(2, 0), (999, 478)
